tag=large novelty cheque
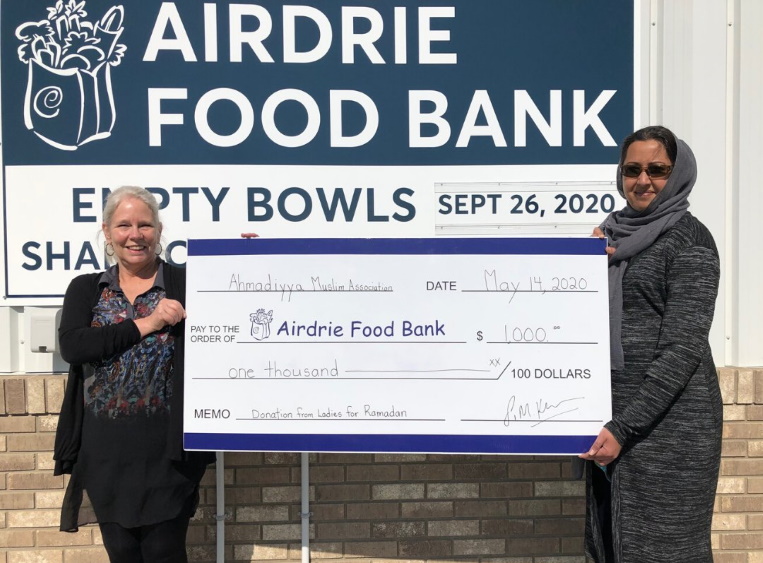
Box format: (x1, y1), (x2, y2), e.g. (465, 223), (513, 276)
(183, 238), (611, 455)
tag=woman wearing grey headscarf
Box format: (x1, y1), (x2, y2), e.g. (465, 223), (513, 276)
(579, 126), (722, 562)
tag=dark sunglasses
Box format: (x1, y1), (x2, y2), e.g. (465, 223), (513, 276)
(621, 163), (673, 179)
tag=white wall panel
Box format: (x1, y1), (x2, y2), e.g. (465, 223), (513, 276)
(0, 307), (20, 373)
(735, 0), (763, 366)
(652, 0), (730, 365)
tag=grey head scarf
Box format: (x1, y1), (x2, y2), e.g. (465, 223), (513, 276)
(600, 138), (697, 371)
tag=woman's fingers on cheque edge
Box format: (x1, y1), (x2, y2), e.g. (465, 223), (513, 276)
(579, 428), (621, 465)
(592, 227), (616, 255)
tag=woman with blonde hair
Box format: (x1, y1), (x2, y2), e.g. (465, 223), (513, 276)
(54, 186), (213, 562)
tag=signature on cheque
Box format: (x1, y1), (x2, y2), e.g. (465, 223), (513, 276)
(504, 395), (585, 428)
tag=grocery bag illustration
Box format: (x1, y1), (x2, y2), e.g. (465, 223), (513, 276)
(250, 309), (274, 341)
(16, 1), (127, 150)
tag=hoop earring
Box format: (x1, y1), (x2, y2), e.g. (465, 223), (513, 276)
(155, 243), (163, 256)
(105, 242), (114, 257)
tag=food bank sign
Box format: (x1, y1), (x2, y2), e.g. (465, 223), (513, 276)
(0, 0), (634, 301)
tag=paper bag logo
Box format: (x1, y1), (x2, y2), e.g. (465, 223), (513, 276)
(250, 309), (274, 341)
(15, 1), (126, 150)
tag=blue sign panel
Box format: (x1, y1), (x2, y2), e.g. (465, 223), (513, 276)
(1, 0), (633, 166)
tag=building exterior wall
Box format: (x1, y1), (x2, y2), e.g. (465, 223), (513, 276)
(1, 369), (761, 562)
(1, 1), (762, 562)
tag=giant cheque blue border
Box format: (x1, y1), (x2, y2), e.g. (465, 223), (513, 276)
(187, 237), (607, 257)
(184, 433), (596, 455)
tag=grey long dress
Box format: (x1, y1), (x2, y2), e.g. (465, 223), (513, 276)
(586, 213), (722, 563)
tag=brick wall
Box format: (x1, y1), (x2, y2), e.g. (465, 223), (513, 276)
(1, 369), (761, 563)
